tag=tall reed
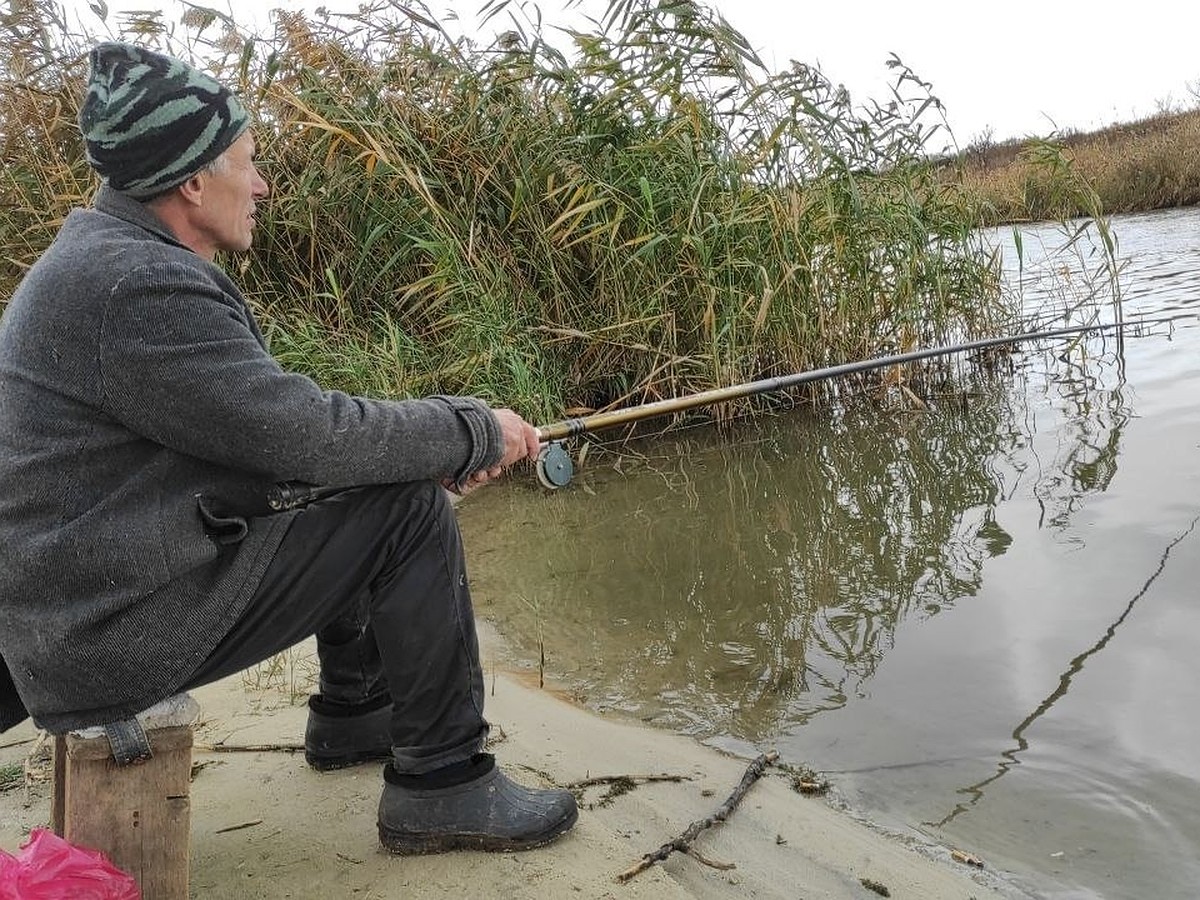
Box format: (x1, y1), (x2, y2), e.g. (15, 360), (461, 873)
(2, 0), (1016, 424)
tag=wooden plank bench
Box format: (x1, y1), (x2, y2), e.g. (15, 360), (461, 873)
(50, 694), (200, 900)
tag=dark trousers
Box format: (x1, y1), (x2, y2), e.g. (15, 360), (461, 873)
(181, 481), (488, 775)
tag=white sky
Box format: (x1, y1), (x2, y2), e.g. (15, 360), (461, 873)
(64, 0), (1200, 148)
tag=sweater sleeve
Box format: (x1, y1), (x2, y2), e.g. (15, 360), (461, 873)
(97, 260), (503, 486)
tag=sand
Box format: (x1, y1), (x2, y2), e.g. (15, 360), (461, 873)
(0, 623), (1029, 900)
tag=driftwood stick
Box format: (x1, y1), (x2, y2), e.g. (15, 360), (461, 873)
(200, 742), (305, 754)
(617, 750), (778, 883)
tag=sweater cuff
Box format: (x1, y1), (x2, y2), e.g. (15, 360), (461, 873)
(429, 395), (503, 486)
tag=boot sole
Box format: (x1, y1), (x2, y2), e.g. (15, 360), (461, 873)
(378, 805), (578, 855)
(305, 748), (391, 772)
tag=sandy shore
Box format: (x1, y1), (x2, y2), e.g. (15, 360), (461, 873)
(0, 624), (1027, 900)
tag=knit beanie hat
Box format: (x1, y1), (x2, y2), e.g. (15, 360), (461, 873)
(79, 42), (250, 200)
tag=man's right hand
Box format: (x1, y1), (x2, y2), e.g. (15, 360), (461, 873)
(491, 408), (541, 469)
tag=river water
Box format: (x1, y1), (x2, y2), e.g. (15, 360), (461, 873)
(456, 206), (1200, 899)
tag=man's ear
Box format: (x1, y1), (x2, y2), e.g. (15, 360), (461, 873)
(175, 171), (206, 208)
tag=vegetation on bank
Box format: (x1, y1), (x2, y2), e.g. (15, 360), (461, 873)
(956, 108), (1200, 223)
(2, 0), (1059, 425)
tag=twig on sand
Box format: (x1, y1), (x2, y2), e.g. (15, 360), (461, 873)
(616, 750), (779, 883)
(568, 773), (690, 789)
(686, 847), (736, 871)
(200, 742), (305, 754)
(214, 819), (263, 834)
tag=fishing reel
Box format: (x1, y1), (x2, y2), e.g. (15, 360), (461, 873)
(535, 440), (574, 489)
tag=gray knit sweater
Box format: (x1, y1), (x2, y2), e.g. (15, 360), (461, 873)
(0, 187), (503, 732)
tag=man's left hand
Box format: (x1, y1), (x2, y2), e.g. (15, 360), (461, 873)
(442, 465), (504, 496)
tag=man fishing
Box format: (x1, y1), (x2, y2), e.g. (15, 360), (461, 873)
(0, 41), (577, 853)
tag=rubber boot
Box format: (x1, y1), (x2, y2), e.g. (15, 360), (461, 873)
(377, 755), (578, 854)
(304, 693), (392, 771)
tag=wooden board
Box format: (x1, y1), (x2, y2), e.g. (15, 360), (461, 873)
(55, 724), (193, 900)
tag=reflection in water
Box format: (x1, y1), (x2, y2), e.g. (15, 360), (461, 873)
(461, 343), (1132, 747)
(928, 515), (1199, 828)
(1024, 360), (1130, 533)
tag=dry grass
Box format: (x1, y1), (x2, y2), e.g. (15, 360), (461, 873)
(240, 646), (319, 704)
(957, 109), (1200, 222)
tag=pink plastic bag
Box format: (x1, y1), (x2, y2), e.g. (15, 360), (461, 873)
(0, 829), (139, 900)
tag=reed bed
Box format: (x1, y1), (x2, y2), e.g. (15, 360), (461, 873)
(958, 109), (1200, 223)
(1, 0), (1016, 424)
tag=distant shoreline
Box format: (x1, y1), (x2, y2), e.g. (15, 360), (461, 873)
(946, 109), (1200, 223)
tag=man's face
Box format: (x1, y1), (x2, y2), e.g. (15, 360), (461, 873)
(194, 130), (269, 258)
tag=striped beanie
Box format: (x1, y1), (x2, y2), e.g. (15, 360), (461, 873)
(79, 42), (250, 200)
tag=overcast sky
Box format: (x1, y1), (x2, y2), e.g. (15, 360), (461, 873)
(65, 0), (1200, 148)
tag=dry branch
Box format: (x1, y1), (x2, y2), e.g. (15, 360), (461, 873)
(617, 750), (778, 883)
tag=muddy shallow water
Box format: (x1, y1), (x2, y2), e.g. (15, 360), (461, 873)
(458, 207), (1200, 899)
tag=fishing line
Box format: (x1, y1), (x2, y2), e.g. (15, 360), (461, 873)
(924, 513), (1200, 829)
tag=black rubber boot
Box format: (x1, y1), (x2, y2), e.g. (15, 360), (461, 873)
(377, 756), (578, 854)
(304, 693), (393, 771)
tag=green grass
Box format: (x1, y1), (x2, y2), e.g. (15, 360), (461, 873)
(0, 762), (23, 792)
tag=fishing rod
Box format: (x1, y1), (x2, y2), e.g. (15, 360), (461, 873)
(529, 314), (1177, 488)
(266, 313), (1178, 508)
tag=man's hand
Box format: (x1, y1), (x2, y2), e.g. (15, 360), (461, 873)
(443, 408), (539, 496)
(491, 408), (540, 468)
(442, 466), (502, 497)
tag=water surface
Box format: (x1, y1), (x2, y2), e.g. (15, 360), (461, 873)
(458, 207), (1200, 899)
